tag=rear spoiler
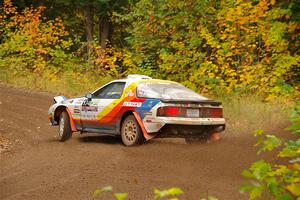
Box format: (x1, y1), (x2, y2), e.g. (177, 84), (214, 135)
(54, 96), (67, 103)
(160, 99), (222, 106)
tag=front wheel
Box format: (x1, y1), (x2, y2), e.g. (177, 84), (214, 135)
(58, 111), (72, 142)
(121, 115), (144, 146)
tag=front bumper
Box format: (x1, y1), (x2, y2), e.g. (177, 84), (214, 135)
(48, 105), (57, 126)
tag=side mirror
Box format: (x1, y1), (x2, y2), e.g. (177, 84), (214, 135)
(85, 93), (92, 101)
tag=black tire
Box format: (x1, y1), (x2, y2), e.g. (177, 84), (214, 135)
(58, 111), (72, 142)
(121, 115), (144, 146)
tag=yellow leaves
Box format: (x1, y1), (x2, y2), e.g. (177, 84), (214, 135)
(33, 61), (46, 73)
(286, 183), (300, 197)
(199, 27), (220, 49)
(170, 41), (185, 49)
(208, 73), (215, 78)
(91, 45), (132, 75)
(1, 0), (71, 59)
(268, 165), (288, 177)
(36, 49), (47, 55)
(270, 0), (276, 5)
(288, 22), (298, 33)
(3, 0), (16, 15)
(225, 52), (233, 58)
(226, 69), (237, 77)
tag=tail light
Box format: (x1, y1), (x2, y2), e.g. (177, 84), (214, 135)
(157, 107), (181, 117)
(157, 107), (223, 118)
(202, 108), (223, 118)
(157, 107), (189, 117)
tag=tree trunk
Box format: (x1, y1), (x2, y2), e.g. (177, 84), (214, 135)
(99, 15), (111, 49)
(84, 3), (93, 59)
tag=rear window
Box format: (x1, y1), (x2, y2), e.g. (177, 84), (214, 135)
(136, 82), (208, 101)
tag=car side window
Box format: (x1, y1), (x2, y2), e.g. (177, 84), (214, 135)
(92, 82), (126, 99)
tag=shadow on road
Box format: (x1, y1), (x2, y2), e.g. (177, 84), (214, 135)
(78, 135), (121, 145)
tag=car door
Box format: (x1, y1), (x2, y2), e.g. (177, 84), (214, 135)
(81, 82), (126, 132)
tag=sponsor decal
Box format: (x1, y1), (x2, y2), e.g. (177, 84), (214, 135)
(80, 114), (98, 120)
(122, 101), (142, 107)
(82, 106), (98, 112)
(74, 108), (80, 114)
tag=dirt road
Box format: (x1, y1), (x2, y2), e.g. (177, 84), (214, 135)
(0, 84), (275, 200)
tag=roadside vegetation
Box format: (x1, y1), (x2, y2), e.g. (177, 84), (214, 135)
(0, 0), (299, 199)
(92, 185), (218, 200)
(0, 0), (299, 100)
(241, 101), (300, 200)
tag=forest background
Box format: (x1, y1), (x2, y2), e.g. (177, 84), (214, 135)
(0, 0), (299, 100)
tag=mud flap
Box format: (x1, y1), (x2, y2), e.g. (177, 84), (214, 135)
(65, 108), (77, 132)
(133, 112), (156, 140)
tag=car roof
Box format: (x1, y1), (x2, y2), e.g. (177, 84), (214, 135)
(114, 74), (177, 86)
(91, 74), (179, 94)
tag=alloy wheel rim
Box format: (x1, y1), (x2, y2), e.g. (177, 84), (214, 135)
(124, 120), (137, 142)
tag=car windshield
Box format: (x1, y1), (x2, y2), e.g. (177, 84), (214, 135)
(137, 82), (208, 101)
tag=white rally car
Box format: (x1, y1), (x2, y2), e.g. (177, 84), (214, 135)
(48, 75), (225, 146)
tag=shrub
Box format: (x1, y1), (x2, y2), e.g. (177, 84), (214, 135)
(240, 101), (300, 199)
(0, 0), (74, 74)
(117, 0), (300, 99)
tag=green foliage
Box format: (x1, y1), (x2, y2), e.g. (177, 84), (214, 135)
(93, 186), (128, 200)
(0, 0), (134, 88)
(255, 134), (282, 154)
(1, 0), (300, 100)
(241, 101), (300, 199)
(117, 0), (300, 99)
(200, 197), (219, 200)
(92, 186), (217, 200)
(0, 0), (299, 101)
(154, 187), (184, 199)
(93, 186), (113, 198)
(0, 0), (78, 74)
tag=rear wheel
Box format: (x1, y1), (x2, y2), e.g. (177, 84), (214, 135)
(121, 115), (144, 146)
(58, 111), (72, 142)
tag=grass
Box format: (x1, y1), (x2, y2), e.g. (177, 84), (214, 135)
(220, 95), (290, 135)
(0, 69), (114, 97)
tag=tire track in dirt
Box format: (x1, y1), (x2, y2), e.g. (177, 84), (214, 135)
(0, 84), (271, 200)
